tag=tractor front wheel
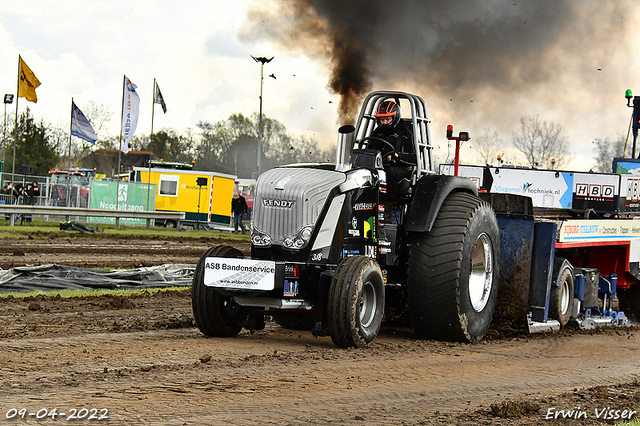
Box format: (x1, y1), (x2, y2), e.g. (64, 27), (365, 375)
(192, 245), (249, 337)
(328, 256), (385, 348)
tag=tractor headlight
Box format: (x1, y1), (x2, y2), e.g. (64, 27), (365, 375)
(251, 226), (271, 247)
(282, 226), (314, 250)
(300, 226), (313, 240)
(283, 236), (294, 248)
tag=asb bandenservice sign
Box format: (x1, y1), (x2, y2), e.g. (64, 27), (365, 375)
(203, 258), (275, 290)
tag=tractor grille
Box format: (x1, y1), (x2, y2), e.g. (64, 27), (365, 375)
(253, 167), (346, 245)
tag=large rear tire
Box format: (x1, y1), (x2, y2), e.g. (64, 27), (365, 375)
(549, 258), (574, 327)
(328, 256), (385, 348)
(407, 192), (500, 343)
(192, 245), (249, 337)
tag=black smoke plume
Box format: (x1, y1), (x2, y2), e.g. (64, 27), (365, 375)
(243, 0), (634, 136)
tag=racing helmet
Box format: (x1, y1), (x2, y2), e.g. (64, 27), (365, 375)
(375, 100), (401, 128)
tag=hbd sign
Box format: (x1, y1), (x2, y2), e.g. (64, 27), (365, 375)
(626, 178), (640, 202)
(575, 183), (615, 199)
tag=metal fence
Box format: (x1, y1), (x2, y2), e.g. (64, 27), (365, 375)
(0, 172), (93, 224)
(0, 172), (91, 208)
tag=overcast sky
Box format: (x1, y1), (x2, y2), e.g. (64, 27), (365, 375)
(1, 0), (640, 171)
(0, 1), (338, 148)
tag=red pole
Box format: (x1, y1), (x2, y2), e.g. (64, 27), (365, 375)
(447, 125), (460, 176)
(454, 139), (460, 176)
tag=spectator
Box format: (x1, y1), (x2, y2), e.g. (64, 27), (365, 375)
(1, 182), (12, 220)
(28, 180), (40, 205)
(11, 182), (23, 204)
(231, 189), (248, 234)
(1, 181), (11, 196)
(21, 180), (40, 225)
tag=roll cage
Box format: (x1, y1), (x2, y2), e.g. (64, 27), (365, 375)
(354, 91), (434, 178)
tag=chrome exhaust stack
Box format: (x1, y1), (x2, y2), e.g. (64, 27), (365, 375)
(335, 125), (355, 172)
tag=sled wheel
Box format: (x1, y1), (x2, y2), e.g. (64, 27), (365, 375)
(328, 256), (385, 348)
(192, 245), (249, 337)
(407, 191), (500, 343)
(549, 258), (574, 327)
(619, 285), (640, 322)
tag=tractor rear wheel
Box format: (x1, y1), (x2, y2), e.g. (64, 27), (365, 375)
(328, 256), (385, 348)
(407, 192), (500, 343)
(192, 245), (249, 337)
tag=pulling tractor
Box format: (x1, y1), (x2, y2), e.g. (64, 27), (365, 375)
(192, 91), (502, 348)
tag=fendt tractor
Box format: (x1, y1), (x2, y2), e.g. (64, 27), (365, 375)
(192, 90), (640, 348)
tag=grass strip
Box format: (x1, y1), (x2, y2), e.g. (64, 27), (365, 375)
(0, 286), (191, 299)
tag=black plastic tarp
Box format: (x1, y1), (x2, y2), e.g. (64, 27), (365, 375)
(0, 264), (194, 293)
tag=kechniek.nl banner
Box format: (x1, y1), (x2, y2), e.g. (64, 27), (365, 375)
(439, 165), (574, 208)
(88, 181), (156, 225)
(489, 168), (574, 209)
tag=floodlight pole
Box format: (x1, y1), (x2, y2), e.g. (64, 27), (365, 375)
(626, 90), (640, 158)
(251, 56), (273, 177)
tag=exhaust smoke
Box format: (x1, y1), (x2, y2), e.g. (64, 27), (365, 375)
(242, 0), (638, 164)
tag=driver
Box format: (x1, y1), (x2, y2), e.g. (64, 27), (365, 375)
(367, 100), (415, 201)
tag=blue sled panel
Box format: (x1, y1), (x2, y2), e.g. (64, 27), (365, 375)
(529, 222), (557, 322)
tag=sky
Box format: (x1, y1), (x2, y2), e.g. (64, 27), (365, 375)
(0, 1), (339, 150)
(1, 0), (640, 171)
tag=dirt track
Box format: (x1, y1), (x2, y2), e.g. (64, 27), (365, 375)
(0, 233), (639, 425)
(0, 232), (250, 269)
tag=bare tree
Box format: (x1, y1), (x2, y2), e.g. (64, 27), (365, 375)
(82, 101), (113, 135)
(512, 115), (571, 168)
(82, 101), (114, 152)
(195, 121), (225, 172)
(267, 134), (333, 165)
(47, 124), (69, 166)
(193, 113), (335, 176)
(473, 127), (502, 165)
(593, 135), (626, 173)
(289, 135), (334, 163)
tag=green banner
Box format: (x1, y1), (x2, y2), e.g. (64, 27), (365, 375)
(88, 181), (156, 225)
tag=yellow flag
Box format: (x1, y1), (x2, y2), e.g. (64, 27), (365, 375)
(18, 57), (41, 103)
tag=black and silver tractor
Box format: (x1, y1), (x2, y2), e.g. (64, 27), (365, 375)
(192, 91), (501, 348)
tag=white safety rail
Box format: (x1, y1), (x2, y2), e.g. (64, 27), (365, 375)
(0, 205), (184, 230)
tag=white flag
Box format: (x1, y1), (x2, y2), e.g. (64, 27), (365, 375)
(121, 75), (140, 153)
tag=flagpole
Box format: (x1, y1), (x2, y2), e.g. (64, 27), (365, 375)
(117, 75), (125, 211)
(12, 55), (20, 185)
(67, 98), (74, 207)
(117, 75), (125, 180)
(147, 79), (156, 211)
(151, 78), (156, 136)
(68, 99), (73, 172)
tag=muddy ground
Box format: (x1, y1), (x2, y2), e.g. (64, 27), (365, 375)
(0, 232), (639, 425)
(0, 232), (250, 270)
